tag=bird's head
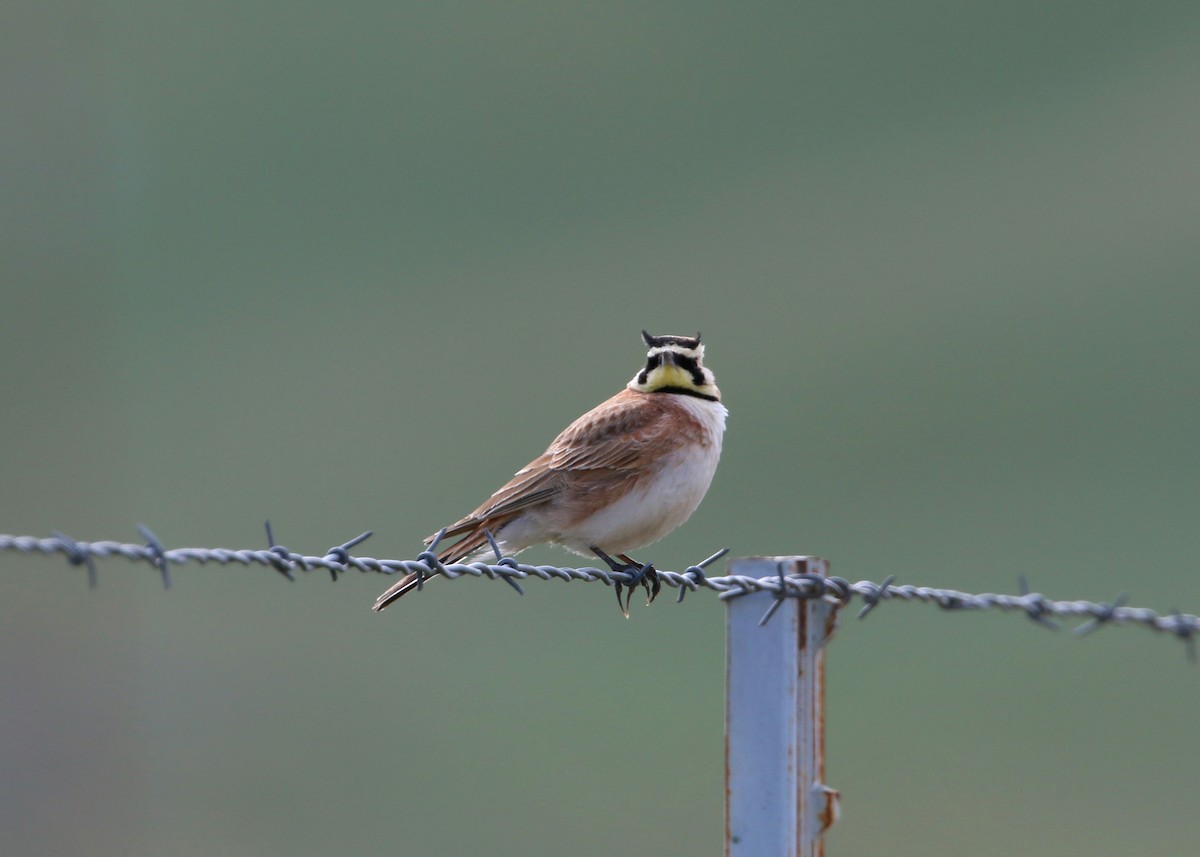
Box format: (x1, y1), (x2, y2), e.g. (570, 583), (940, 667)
(628, 330), (720, 402)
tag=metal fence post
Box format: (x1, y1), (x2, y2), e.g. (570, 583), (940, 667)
(726, 557), (840, 857)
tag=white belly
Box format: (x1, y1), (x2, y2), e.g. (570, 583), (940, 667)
(552, 397), (727, 556)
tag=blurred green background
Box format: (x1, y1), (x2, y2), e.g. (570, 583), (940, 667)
(3, 1), (1199, 854)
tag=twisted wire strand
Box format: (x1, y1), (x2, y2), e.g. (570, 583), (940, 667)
(1, 530), (1196, 653)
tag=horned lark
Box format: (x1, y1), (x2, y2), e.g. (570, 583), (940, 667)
(372, 330), (727, 613)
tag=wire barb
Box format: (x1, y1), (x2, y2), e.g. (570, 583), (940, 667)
(323, 531), (373, 581)
(52, 531), (97, 588)
(856, 575), (895, 620)
(263, 521), (296, 581)
(675, 547), (729, 604)
(480, 531), (525, 595)
(483, 529), (504, 562)
(412, 528), (449, 592)
(759, 571), (829, 626)
(137, 524), (171, 590)
(1017, 574), (1060, 631)
(1168, 610), (1197, 663)
(1073, 591), (1128, 637)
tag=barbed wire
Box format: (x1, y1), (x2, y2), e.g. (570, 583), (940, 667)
(1, 526), (1196, 658)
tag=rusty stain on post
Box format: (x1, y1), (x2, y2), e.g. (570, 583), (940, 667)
(726, 557), (840, 857)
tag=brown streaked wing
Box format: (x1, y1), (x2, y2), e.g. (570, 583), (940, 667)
(423, 457), (562, 544)
(548, 390), (692, 473)
(466, 467), (561, 523)
(422, 390), (691, 545)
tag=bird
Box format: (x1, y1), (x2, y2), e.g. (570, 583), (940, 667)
(371, 330), (727, 615)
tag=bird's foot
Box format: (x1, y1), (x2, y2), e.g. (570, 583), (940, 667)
(619, 553), (661, 608)
(592, 548), (660, 616)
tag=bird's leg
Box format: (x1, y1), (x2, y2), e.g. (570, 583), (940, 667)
(618, 553), (660, 607)
(591, 547), (632, 615)
(591, 548), (657, 616)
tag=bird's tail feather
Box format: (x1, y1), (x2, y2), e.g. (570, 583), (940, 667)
(370, 526), (501, 612)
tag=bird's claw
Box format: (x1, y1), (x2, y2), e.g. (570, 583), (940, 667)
(593, 548), (660, 616)
(625, 556), (661, 609)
